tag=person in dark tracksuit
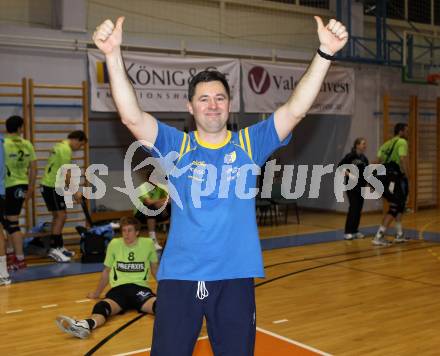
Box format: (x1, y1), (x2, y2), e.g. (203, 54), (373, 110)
(93, 14), (349, 356)
(338, 137), (369, 240)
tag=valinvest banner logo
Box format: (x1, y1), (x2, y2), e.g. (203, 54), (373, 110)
(248, 66), (271, 94)
(242, 60), (355, 115)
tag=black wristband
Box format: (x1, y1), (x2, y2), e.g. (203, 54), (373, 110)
(317, 48), (335, 61)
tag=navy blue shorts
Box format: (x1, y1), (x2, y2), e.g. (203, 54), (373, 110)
(5, 184), (27, 216)
(105, 284), (155, 312)
(41, 185), (66, 211)
(151, 278), (256, 356)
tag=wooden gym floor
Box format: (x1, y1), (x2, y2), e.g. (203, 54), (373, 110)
(1, 209), (440, 355)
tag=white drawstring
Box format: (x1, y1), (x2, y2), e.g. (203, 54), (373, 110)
(196, 281), (209, 300)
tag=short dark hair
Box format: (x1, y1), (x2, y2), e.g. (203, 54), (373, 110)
(394, 123), (408, 136)
(6, 115), (24, 133)
(120, 216), (141, 232)
(68, 130), (88, 142)
(188, 70), (230, 101)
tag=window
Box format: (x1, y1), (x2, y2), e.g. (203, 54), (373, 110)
(434, 0), (440, 25)
(408, 0), (431, 24)
(265, 0), (329, 9)
(299, 0), (329, 9)
(364, 0), (405, 20)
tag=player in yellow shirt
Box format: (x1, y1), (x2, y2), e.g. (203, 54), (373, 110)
(55, 216), (158, 339)
(4, 116), (37, 270)
(134, 179), (169, 250)
(41, 131), (87, 263)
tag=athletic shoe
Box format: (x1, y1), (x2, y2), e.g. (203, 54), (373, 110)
(6, 252), (15, 265)
(8, 255), (27, 271)
(344, 233), (354, 240)
(6, 255), (26, 270)
(110, 222), (120, 229)
(375, 231), (384, 239)
(15, 259), (27, 269)
(394, 233), (408, 243)
(60, 247), (76, 258)
(7, 255), (17, 271)
(7, 253), (17, 270)
(0, 276), (11, 286)
(355, 232), (365, 239)
(372, 237), (391, 246)
(48, 248), (71, 263)
(55, 315), (91, 339)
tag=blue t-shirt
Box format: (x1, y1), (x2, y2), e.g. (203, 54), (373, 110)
(0, 135), (5, 196)
(151, 113), (291, 281)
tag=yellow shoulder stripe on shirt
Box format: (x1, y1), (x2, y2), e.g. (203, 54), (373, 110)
(178, 132), (192, 162)
(244, 127), (253, 159)
(238, 128), (252, 160)
(179, 133), (188, 158)
(184, 135), (191, 154)
(238, 130), (245, 151)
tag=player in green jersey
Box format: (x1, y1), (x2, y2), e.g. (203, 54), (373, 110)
(55, 216), (158, 339)
(4, 116), (37, 270)
(134, 175), (169, 250)
(373, 123), (410, 246)
(0, 133), (10, 285)
(41, 130), (87, 263)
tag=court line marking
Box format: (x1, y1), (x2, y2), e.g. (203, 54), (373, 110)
(6, 309), (23, 314)
(112, 329), (330, 356)
(334, 263), (440, 287)
(272, 319), (288, 324)
(418, 219), (439, 241)
(111, 243), (437, 356)
(75, 299), (91, 303)
(417, 218), (440, 262)
(112, 336), (210, 356)
(256, 327), (331, 355)
(256, 243), (437, 288)
(3, 299), (90, 315)
(86, 313), (146, 356)
(264, 239), (426, 269)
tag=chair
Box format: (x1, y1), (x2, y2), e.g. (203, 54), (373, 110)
(270, 183), (300, 224)
(256, 197), (277, 226)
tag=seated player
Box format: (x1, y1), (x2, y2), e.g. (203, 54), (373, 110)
(134, 177), (169, 251)
(55, 216), (158, 339)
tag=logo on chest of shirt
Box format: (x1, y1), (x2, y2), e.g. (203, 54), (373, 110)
(188, 156), (241, 184)
(188, 160), (207, 182)
(224, 151), (236, 164)
(116, 261), (145, 272)
(224, 151), (240, 182)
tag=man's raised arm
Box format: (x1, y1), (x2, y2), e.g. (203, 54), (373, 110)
(274, 16), (349, 141)
(93, 17), (158, 146)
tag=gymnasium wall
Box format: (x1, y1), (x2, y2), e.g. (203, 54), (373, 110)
(0, 0), (53, 28)
(1, 0), (331, 52)
(1, 1), (440, 213)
